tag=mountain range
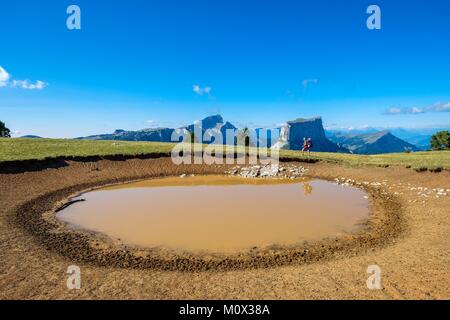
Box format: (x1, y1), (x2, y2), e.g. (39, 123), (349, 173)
(78, 115), (237, 144)
(326, 126), (450, 150)
(77, 114), (434, 155)
(327, 130), (419, 154)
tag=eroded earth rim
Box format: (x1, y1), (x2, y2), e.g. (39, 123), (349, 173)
(10, 159), (404, 272)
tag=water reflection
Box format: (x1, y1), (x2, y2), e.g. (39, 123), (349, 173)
(303, 182), (313, 196)
(57, 175), (369, 253)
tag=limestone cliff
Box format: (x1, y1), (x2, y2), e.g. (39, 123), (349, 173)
(273, 117), (348, 152)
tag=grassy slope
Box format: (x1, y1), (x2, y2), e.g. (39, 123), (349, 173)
(281, 149), (450, 170)
(0, 138), (175, 161)
(1, 138), (449, 169)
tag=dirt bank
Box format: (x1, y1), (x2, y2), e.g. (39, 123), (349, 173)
(0, 157), (449, 299)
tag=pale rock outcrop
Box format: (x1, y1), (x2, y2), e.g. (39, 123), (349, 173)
(272, 117), (347, 152)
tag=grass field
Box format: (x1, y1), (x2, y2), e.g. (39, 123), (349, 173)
(280, 149), (450, 170)
(1, 138), (449, 170)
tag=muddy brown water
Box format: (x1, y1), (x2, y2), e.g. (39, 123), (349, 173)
(56, 175), (369, 253)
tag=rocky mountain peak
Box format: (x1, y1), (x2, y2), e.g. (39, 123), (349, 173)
(273, 116), (347, 152)
(200, 114), (224, 129)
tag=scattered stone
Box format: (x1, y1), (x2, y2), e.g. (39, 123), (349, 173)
(225, 164), (308, 179)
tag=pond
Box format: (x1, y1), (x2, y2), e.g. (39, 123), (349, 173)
(57, 175), (369, 253)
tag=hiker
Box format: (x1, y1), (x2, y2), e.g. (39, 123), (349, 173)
(306, 137), (312, 153)
(301, 137), (308, 154)
(302, 137), (312, 154)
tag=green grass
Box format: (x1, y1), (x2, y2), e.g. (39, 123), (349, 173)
(1, 138), (449, 170)
(280, 149), (450, 170)
(0, 138), (175, 161)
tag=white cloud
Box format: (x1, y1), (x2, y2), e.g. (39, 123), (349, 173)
(0, 65), (48, 90)
(433, 101), (450, 112)
(144, 119), (183, 128)
(0, 66), (10, 87)
(385, 107), (402, 114)
(302, 79), (318, 88)
(384, 102), (450, 115)
(411, 107), (424, 114)
(12, 80), (47, 90)
(193, 84), (212, 96)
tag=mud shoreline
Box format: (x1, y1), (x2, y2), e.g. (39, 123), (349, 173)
(7, 158), (402, 271)
(1, 157), (449, 299)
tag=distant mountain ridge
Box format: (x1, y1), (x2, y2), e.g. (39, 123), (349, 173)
(78, 115), (237, 144)
(326, 126), (450, 150)
(78, 114), (423, 154)
(328, 130), (420, 154)
(78, 127), (176, 142)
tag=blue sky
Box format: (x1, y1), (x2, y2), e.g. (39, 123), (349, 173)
(0, 0), (449, 138)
